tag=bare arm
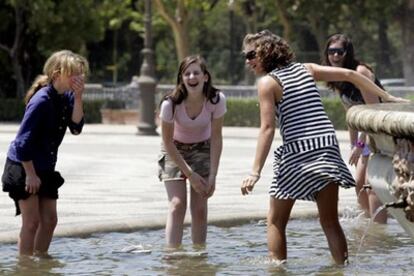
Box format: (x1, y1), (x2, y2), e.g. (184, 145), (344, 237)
(207, 115), (224, 197)
(241, 76), (278, 195)
(356, 65), (381, 105)
(305, 63), (408, 103)
(71, 75), (85, 124)
(21, 161), (41, 194)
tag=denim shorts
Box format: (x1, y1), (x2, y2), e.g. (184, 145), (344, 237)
(158, 140), (210, 181)
(1, 158), (65, 215)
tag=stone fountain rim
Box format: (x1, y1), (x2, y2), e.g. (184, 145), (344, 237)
(346, 103), (414, 139)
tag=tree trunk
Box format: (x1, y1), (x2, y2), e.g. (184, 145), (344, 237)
(171, 21), (189, 62)
(11, 54), (25, 98)
(154, 0), (190, 62)
(400, 0), (414, 86)
(376, 20), (392, 78)
(0, 4), (27, 98)
(275, 0), (292, 42)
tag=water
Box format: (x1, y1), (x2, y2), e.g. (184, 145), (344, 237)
(1, 212), (413, 275)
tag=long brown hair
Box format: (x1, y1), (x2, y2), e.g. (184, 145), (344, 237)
(161, 55), (220, 107)
(322, 33), (361, 92)
(25, 50), (89, 104)
(242, 30), (295, 73)
(322, 33), (383, 102)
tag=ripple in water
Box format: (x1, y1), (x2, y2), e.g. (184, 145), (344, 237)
(0, 214), (413, 275)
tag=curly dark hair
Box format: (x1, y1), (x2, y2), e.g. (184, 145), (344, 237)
(161, 55), (219, 108)
(242, 30), (295, 73)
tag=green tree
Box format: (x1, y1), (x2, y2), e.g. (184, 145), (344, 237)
(0, 0), (103, 98)
(97, 0), (144, 84)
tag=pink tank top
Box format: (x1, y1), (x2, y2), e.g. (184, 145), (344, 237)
(159, 92), (226, 143)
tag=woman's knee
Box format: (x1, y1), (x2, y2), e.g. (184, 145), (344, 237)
(319, 216), (340, 231)
(41, 214), (58, 229)
(169, 197), (187, 216)
(267, 199), (293, 228)
(22, 217), (40, 234)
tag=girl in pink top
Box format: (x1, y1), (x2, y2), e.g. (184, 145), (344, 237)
(158, 55), (226, 248)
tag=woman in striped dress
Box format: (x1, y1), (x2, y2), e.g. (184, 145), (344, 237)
(240, 30), (407, 265)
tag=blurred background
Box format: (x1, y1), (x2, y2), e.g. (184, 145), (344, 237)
(1, 0), (413, 126)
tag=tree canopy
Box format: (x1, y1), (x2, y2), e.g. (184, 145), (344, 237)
(1, 0), (413, 98)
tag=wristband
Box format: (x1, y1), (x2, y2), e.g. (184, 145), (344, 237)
(356, 140), (365, 149)
(249, 173), (260, 178)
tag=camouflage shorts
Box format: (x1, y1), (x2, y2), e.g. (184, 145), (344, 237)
(158, 140), (210, 181)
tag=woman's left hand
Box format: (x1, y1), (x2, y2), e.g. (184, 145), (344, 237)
(241, 174), (260, 195)
(384, 94), (410, 103)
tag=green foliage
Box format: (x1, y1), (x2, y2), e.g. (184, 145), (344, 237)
(224, 98), (260, 127)
(223, 97), (347, 129)
(0, 98), (25, 121)
(322, 98), (347, 130)
(0, 98), (105, 124)
(83, 99), (106, 124)
(102, 99), (125, 109)
(0, 96), (350, 129)
(0, 0), (412, 95)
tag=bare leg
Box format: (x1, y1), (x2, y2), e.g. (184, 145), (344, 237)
(355, 156), (370, 216)
(190, 183), (208, 245)
(267, 197), (295, 261)
(18, 195), (40, 255)
(164, 180), (187, 247)
(316, 183), (348, 265)
(357, 156), (387, 223)
(34, 198), (57, 253)
(368, 189), (387, 223)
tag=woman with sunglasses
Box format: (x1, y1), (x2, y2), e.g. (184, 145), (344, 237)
(322, 33), (387, 224)
(240, 30), (407, 265)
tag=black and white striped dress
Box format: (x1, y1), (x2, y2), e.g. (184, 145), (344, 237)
(268, 63), (355, 201)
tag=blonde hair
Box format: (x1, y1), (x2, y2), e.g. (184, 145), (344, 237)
(25, 50), (89, 104)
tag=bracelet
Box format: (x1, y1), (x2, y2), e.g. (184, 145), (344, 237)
(356, 140), (365, 149)
(249, 173), (261, 178)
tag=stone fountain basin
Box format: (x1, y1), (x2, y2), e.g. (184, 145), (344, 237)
(347, 103), (414, 238)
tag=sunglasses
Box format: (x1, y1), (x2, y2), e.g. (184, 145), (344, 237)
(243, 50), (257, 60)
(327, 48), (346, 56)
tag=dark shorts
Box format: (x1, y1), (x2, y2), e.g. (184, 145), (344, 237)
(1, 158), (65, 216)
(158, 140), (210, 182)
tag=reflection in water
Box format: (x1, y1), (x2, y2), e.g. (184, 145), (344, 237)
(162, 251), (219, 276)
(0, 210), (413, 275)
(8, 254), (65, 276)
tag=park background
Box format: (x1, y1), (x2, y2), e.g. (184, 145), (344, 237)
(1, 0), (413, 127)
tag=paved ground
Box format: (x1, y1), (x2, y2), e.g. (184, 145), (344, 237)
(0, 123), (357, 243)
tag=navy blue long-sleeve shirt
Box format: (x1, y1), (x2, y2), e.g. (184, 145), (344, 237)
(7, 84), (84, 171)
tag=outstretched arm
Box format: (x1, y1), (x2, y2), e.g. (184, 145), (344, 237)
(305, 63), (409, 103)
(241, 76), (278, 195)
